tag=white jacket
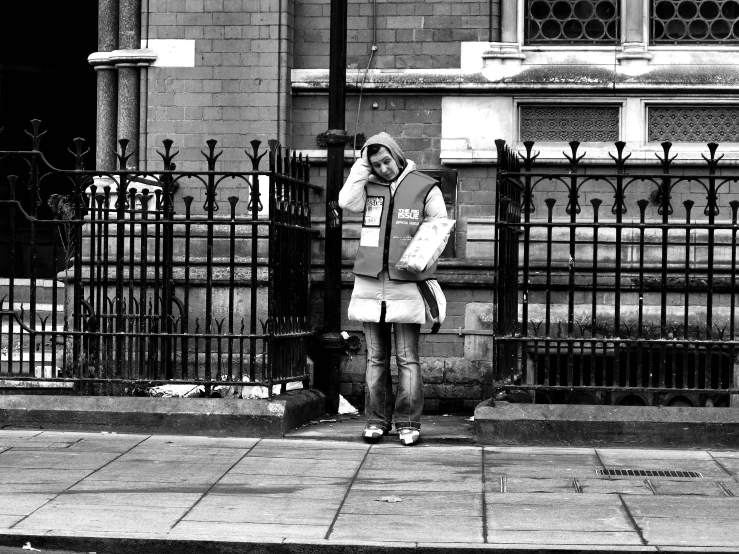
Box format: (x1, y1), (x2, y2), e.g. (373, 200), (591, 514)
(339, 158), (448, 324)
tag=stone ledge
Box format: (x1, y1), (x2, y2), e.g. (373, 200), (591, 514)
(475, 399), (739, 448)
(0, 390), (325, 437)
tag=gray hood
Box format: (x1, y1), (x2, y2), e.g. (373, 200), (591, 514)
(362, 132), (407, 174)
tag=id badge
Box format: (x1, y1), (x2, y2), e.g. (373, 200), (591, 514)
(363, 196), (384, 227)
(360, 196), (384, 247)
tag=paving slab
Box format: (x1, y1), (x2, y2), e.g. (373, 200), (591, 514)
(483, 448), (603, 478)
(485, 493), (635, 532)
(576, 478), (655, 495)
(353, 470), (483, 493)
(340, 489), (483, 517)
(51, 489), (202, 508)
(635, 517), (739, 547)
(137, 435), (260, 450)
(246, 444), (369, 460)
(208, 481), (350, 499)
(329, 513), (484, 543)
(215, 473), (352, 490)
(25, 431), (146, 449)
(0, 494), (56, 516)
(369, 443), (481, 458)
(647, 479), (731, 496)
(485, 530), (646, 546)
(0, 450), (122, 470)
(487, 476), (578, 493)
(182, 493), (341, 525)
(708, 456), (739, 479)
(14, 504), (189, 533)
(169, 520), (329, 540)
(0, 518), (22, 530)
(622, 496), (739, 519)
(0, 469), (94, 493)
(361, 456), (480, 473)
(229, 456), (361, 478)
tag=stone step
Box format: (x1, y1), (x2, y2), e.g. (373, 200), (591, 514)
(0, 351), (60, 378)
(466, 216), (739, 266)
(1, 321), (66, 333)
(0, 278), (66, 304)
(79, 234), (271, 261)
(0, 302), (67, 330)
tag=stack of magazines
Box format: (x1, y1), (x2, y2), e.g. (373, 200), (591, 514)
(395, 218), (455, 273)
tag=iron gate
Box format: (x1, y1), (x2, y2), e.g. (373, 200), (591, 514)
(493, 138), (739, 407)
(0, 120), (318, 394)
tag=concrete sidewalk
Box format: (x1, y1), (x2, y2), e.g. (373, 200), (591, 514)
(0, 426), (737, 553)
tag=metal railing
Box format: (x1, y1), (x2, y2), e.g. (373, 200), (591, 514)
(493, 139), (739, 407)
(0, 120), (319, 395)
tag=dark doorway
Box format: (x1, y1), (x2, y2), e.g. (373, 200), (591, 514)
(0, 2), (97, 277)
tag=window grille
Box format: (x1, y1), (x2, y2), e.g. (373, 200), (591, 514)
(652, 0), (739, 43)
(526, 0), (620, 44)
(520, 105), (620, 142)
(648, 106), (739, 141)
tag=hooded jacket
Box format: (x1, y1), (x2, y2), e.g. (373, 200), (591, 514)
(338, 133), (449, 324)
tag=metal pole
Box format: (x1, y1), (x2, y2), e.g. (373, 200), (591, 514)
(318, 0), (351, 413)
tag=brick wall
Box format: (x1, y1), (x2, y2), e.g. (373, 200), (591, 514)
(293, 94), (442, 165)
(294, 0), (493, 70)
(144, 0), (293, 211)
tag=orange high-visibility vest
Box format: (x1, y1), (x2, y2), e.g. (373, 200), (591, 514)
(353, 171), (439, 281)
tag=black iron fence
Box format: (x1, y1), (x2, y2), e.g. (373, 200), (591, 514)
(494, 139), (739, 407)
(0, 120), (318, 394)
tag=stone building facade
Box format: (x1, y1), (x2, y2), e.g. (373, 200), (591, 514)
(83, 0), (739, 412)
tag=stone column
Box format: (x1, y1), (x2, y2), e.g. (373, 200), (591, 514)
(500, 0), (517, 44)
(94, 0), (118, 172)
(117, 0), (142, 169)
(483, 0), (525, 67)
(617, 0), (652, 64)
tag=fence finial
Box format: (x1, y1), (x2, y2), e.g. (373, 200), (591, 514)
(68, 138), (90, 170)
(519, 140), (539, 170)
(157, 139), (179, 171)
(246, 140), (266, 171)
(565, 141), (583, 164)
(202, 139), (223, 171)
(24, 119), (46, 151)
(608, 141), (631, 171)
(116, 139), (135, 170)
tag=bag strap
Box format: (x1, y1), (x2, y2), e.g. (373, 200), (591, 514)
(417, 280), (441, 334)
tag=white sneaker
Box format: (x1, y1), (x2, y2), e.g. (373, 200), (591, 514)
(363, 425), (386, 443)
(398, 428), (420, 446)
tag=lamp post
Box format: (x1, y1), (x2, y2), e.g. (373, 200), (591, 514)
(317, 0), (352, 413)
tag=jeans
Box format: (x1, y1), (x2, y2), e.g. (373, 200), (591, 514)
(363, 314), (423, 431)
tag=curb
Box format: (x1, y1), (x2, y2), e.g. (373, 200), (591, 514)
(475, 399), (739, 447)
(2, 533), (727, 554)
(0, 389), (325, 437)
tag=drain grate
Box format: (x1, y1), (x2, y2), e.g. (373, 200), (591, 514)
(597, 469), (703, 478)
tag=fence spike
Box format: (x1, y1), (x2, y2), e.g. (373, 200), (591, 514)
(246, 139), (266, 170)
(116, 139), (135, 170)
(563, 141), (586, 167)
(201, 139), (223, 170)
(24, 119), (46, 151)
(68, 138), (90, 170)
(608, 141), (631, 169)
(518, 140), (540, 169)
